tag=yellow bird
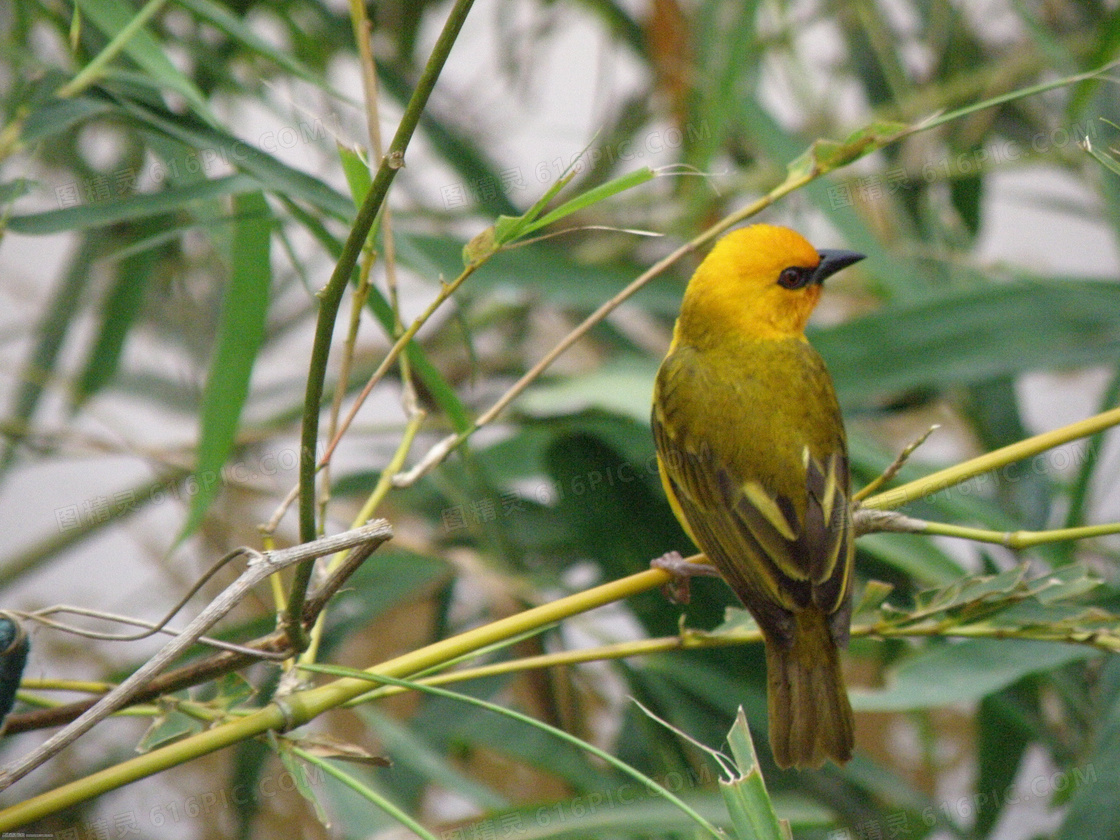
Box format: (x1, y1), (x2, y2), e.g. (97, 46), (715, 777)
(652, 224), (863, 769)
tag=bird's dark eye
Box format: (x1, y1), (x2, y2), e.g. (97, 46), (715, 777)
(777, 267), (811, 289)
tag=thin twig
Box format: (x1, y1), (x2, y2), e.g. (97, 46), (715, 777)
(56, 0), (173, 99)
(0, 563), (667, 823)
(916, 519), (1120, 550)
(853, 424), (940, 502)
(319, 3), (386, 533)
(289, 0), (477, 650)
(853, 503), (1120, 547)
(3, 531), (396, 736)
(852, 508), (930, 537)
(317, 260), (481, 471)
(21, 545), (249, 643)
(22, 607), (287, 659)
(862, 406), (1120, 511)
(390, 183), (798, 488)
(299, 412), (425, 666)
(262, 481), (300, 536)
(0, 521), (392, 792)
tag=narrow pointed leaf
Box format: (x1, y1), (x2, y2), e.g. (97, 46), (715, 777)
(74, 0), (213, 120)
(8, 173), (260, 235)
(178, 191), (271, 541)
(721, 709), (790, 840)
(851, 639), (1097, 712)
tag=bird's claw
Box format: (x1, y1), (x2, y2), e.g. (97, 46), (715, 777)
(651, 551), (719, 604)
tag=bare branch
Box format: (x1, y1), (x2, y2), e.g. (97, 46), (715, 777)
(0, 521), (392, 792)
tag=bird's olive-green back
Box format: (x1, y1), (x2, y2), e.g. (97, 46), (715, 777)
(652, 334), (853, 645)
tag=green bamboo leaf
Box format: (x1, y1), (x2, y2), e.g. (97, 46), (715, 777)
(463, 170), (577, 264)
(464, 163), (654, 264)
(1027, 565), (1103, 604)
(290, 745), (440, 840)
(0, 179), (34, 205)
(852, 580), (896, 618)
(115, 96), (353, 219)
(918, 565), (1028, 611)
(919, 58), (1120, 135)
(1083, 134), (1120, 177)
(137, 708), (202, 753)
(850, 639), (1097, 712)
(1, 233), (101, 473)
(357, 706), (508, 811)
(337, 144), (373, 208)
(817, 279), (1120, 409)
(278, 743), (332, 827)
(1055, 659), (1120, 840)
(70, 223), (162, 408)
(950, 161), (984, 236)
(175, 0), (349, 101)
(974, 695), (1029, 837)
(469, 794), (831, 840)
(21, 94), (116, 144)
(460, 795), (742, 840)
(520, 166), (655, 237)
(362, 285), (471, 433)
(300, 665), (725, 839)
(505, 168), (577, 236)
(856, 533), (965, 586)
(722, 709), (791, 840)
(786, 120), (909, 179)
(178, 191), (272, 542)
(72, 0), (213, 119)
(7, 173), (260, 235)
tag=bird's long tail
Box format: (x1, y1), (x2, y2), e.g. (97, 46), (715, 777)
(765, 608), (853, 770)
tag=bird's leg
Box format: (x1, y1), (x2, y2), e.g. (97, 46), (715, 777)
(650, 551), (719, 604)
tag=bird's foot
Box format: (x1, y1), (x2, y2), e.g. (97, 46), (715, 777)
(651, 551), (719, 604)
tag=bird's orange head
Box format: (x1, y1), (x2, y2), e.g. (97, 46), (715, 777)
(675, 224), (863, 345)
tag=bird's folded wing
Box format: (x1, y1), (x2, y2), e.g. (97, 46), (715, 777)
(652, 404), (852, 628)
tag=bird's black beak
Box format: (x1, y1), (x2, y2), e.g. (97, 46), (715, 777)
(812, 249), (865, 284)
